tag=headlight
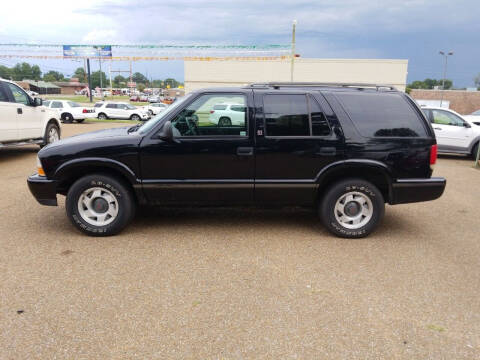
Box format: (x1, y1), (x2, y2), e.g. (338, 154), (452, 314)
(37, 157), (46, 176)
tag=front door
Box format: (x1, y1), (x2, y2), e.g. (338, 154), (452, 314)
(430, 109), (473, 151)
(0, 83), (18, 142)
(253, 90), (345, 205)
(140, 91), (255, 205)
(4, 82), (42, 139)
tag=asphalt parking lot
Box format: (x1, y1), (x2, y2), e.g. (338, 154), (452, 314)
(1, 122), (479, 359)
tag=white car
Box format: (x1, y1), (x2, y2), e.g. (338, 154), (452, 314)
(43, 100), (95, 123)
(0, 78), (61, 148)
(208, 103), (246, 126)
(144, 102), (168, 116)
(463, 110), (480, 126)
(95, 101), (149, 121)
(422, 106), (480, 157)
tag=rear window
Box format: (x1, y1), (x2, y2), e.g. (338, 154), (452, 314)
(336, 92), (427, 137)
(213, 104), (227, 110)
(94, 103), (104, 108)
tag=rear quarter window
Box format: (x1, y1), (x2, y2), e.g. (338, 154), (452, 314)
(336, 92), (428, 137)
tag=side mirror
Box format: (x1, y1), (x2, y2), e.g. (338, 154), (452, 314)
(464, 122), (471, 128)
(158, 121), (178, 142)
(33, 97), (43, 107)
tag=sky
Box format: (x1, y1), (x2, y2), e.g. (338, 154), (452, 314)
(0, 0), (479, 87)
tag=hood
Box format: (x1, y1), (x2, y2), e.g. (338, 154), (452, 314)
(463, 115), (480, 127)
(41, 126), (134, 150)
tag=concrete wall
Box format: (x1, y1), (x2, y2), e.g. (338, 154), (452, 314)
(410, 89), (480, 115)
(184, 58), (408, 93)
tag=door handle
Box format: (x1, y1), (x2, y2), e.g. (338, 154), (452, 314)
(433, 127), (442, 130)
(318, 147), (336, 156)
(237, 147), (254, 156)
(17, 108), (22, 114)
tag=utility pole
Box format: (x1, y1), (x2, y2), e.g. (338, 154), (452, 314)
(109, 61), (113, 96)
(99, 56), (104, 100)
(86, 58), (92, 103)
(290, 20), (297, 82)
(439, 51), (453, 107)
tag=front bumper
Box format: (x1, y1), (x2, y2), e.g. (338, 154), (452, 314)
(390, 177), (446, 205)
(27, 174), (58, 206)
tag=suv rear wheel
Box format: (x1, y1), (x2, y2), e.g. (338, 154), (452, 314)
(319, 178), (384, 238)
(98, 113), (107, 120)
(218, 117), (231, 126)
(66, 174), (136, 236)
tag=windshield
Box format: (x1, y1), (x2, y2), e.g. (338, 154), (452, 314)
(138, 94), (194, 134)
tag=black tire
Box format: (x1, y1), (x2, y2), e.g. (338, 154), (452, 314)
(40, 122), (60, 148)
(62, 113), (73, 123)
(319, 178), (385, 238)
(130, 114), (140, 121)
(66, 174), (136, 236)
(472, 142), (479, 160)
(98, 113), (108, 120)
(218, 117), (231, 126)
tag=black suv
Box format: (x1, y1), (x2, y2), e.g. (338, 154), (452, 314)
(28, 82), (446, 238)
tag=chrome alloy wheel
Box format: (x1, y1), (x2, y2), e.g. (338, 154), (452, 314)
(48, 127), (59, 143)
(334, 191), (373, 229)
(77, 187), (119, 226)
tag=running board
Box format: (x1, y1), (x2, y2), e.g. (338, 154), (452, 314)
(0, 139), (43, 148)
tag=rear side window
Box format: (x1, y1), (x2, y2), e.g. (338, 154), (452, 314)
(0, 85), (9, 102)
(106, 103), (117, 109)
(336, 92), (427, 137)
(213, 104), (227, 110)
(43, 100), (51, 107)
(264, 94), (310, 136)
(51, 101), (63, 108)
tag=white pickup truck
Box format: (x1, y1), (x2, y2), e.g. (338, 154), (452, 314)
(0, 78), (61, 148)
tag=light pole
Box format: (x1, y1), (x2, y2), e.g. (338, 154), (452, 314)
(439, 51), (453, 107)
(290, 19), (297, 82)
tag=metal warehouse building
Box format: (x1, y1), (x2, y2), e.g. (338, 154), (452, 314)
(184, 58), (408, 92)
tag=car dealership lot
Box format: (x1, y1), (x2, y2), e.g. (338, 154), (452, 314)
(1, 123), (479, 359)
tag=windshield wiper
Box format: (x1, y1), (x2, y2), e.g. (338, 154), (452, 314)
(127, 124), (142, 133)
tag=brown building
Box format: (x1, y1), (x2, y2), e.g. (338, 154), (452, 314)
(410, 89), (480, 115)
(17, 80), (61, 95)
(54, 78), (87, 95)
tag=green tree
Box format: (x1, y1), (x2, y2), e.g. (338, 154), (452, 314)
(407, 78), (452, 90)
(11, 62), (42, 80)
(74, 67), (86, 82)
(0, 65), (11, 79)
(113, 75), (126, 87)
(474, 73), (480, 89)
(137, 83), (146, 92)
(90, 71), (107, 88)
(132, 72), (148, 84)
(43, 70), (65, 82)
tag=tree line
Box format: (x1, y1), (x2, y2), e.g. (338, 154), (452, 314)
(0, 62), (183, 90)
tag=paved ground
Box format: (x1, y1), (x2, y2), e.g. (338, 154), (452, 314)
(1, 123), (479, 359)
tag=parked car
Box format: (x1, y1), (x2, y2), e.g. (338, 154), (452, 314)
(421, 106), (480, 158)
(139, 95), (149, 102)
(463, 110), (480, 126)
(208, 103), (246, 126)
(144, 102), (168, 116)
(129, 95), (140, 102)
(28, 82), (446, 238)
(95, 101), (149, 121)
(0, 78), (61, 148)
(148, 95), (161, 103)
(42, 100), (94, 123)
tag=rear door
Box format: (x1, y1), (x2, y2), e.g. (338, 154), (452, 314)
(253, 90), (345, 205)
(0, 82), (18, 142)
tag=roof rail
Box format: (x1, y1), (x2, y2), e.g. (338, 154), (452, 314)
(247, 82), (397, 91)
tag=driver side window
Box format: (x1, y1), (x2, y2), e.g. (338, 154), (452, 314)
(432, 110), (464, 127)
(171, 93), (247, 137)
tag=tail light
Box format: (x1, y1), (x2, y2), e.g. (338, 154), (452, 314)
(210, 110), (215, 114)
(430, 144), (438, 167)
(82, 109), (88, 113)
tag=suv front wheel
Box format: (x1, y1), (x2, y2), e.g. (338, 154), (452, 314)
(319, 178), (384, 238)
(66, 174), (136, 236)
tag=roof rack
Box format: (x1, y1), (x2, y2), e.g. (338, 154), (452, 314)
(247, 82), (397, 91)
